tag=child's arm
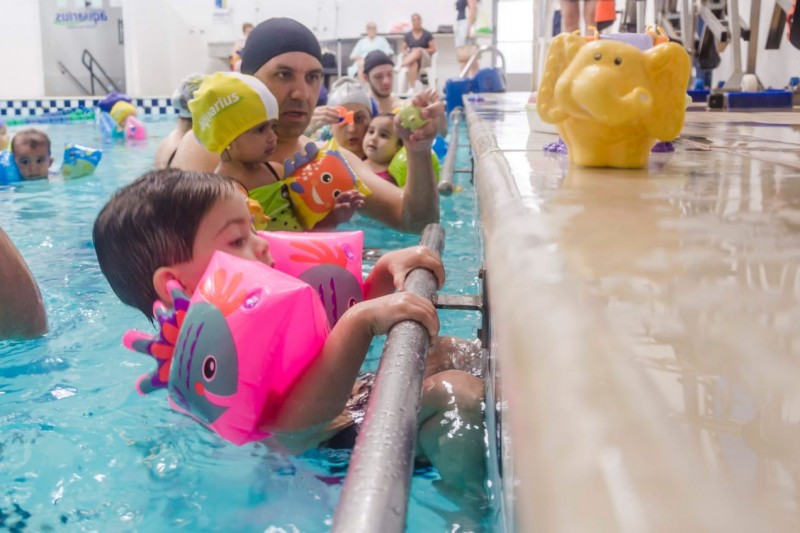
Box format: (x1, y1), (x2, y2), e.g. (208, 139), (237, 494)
(363, 245), (445, 300)
(0, 227), (47, 339)
(265, 291), (439, 434)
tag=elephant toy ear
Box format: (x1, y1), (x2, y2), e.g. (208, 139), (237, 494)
(537, 33), (586, 124)
(644, 42), (692, 141)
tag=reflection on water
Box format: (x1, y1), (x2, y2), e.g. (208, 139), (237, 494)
(473, 93), (800, 531)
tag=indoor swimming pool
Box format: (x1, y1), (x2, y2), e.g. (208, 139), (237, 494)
(0, 119), (495, 532)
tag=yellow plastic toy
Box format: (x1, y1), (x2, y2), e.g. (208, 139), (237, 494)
(284, 138), (371, 230)
(536, 32), (691, 168)
(109, 101), (137, 127)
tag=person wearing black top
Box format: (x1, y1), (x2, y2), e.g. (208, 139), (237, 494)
(401, 13), (436, 90)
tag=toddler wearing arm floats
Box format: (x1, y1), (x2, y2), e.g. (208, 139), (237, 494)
(93, 169), (486, 500)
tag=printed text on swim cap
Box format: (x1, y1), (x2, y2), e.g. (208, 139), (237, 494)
(199, 93), (240, 131)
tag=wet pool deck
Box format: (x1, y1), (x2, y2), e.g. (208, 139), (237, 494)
(467, 92), (800, 532)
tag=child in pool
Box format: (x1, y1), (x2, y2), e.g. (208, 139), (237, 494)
(11, 128), (53, 180)
(92, 168), (487, 499)
(363, 113), (402, 186)
(189, 71), (364, 231)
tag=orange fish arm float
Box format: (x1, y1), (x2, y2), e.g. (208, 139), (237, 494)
(283, 138), (371, 229)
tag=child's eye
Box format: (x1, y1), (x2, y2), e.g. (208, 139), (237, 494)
(230, 237), (247, 248)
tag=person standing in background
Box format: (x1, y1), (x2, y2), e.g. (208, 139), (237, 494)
(560, 0), (597, 33)
(455, 0), (479, 77)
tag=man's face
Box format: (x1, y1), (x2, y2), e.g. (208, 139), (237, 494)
(366, 23), (377, 38)
(253, 52), (323, 140)
(366, 64), (393, 98)
(13, 143), (52, 180)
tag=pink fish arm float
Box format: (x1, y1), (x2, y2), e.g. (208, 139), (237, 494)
(260, 230), (364, 326)
(283, 139), (371, 229)
(123, 251), (330, 445)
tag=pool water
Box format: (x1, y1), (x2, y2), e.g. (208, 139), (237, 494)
(0, 118), (490, 532)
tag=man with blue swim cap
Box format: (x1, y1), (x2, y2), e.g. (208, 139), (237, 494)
(240, 17), (444, 233)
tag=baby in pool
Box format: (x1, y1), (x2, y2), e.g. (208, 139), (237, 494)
(11, 128), (53, 180)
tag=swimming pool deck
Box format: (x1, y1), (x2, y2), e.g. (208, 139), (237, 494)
(467, 93), (800, 532)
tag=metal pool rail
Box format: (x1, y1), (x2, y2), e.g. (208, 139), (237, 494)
(438, 107), (463, 196)
(332, 223), (445, 533)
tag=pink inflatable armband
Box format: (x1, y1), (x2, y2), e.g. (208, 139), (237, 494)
(123, 251), (330, 445)
(124, 116), (147, 141)
(259, 231), (364, 326)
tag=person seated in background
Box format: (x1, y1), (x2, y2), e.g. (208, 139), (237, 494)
(154, 73), (206, 169)
(0, 226), (47, 339)
(361, 50), (402, 115)
(93, 169), (487, 501)
(0, 120), (9, 151)
(401, 13), (436, 91)
(230, 22), (254, 72)
(11, 129), (53, 180)
(363, 113), (402, 186)
(347, 21), (394, 78)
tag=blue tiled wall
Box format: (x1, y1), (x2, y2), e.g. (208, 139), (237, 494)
(0, 97), (176, 117)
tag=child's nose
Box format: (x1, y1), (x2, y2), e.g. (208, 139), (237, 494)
(254, 236), (274, 265)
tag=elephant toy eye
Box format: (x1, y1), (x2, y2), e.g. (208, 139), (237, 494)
(594, 53), (602, 61)
(614, 57), (622, 65)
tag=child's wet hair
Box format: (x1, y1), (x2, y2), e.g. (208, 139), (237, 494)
(93, 169), (238, 317)
(11, 128), (51, 155)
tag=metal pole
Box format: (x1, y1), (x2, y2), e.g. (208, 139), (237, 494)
(438, 108), (463, 196)
(491, 0), (498, 67)
(331, 224), (446, 533)
(723, 0), (744, 89)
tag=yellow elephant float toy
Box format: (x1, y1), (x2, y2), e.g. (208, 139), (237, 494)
(537, 32), (691, 168)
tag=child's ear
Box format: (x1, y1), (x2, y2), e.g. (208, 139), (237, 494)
(152, 266), (182, 306)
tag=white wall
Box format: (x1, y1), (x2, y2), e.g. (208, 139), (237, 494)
(2, 0), (796, 98)
(121, 0), (464, 96)
(0, 0), (45, 98)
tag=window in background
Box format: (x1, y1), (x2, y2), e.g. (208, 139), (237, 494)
(496, 0), (534, 74)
